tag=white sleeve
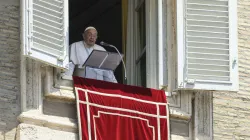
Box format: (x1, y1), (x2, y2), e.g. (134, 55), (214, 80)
(69, 43), (79, 64)
(61, 43), (77, 80)
(61, 62), (75, 80)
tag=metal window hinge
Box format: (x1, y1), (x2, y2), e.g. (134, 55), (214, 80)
(160, 85), (168, 91)
(233, 58), (237, 64)
(232, 57), (237, 68)
(57, 55), (67, 61)
(57, 57), (64, 61)
(186, 79), (195, 85)
(178, 82), (184, 88)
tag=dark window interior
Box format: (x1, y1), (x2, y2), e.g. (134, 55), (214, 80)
(69, 0), (123, 83)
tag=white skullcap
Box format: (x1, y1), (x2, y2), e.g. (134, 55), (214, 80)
(84, 26), (97, 32)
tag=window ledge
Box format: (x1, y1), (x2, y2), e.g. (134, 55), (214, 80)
(45, 86), (191, 122)
(169, 109), (191, 121)
(18, 110), (78, 133)
(45, 86), (75, 103)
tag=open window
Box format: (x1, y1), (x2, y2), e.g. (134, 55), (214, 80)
(22, 0), (158, 88)
(126, 0), (158, 88)
(22, 0), (238, 91)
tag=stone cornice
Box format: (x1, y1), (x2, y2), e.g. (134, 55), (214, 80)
(18, 110), (78, 133)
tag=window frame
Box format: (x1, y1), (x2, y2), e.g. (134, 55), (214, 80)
(125, 0), (158, 88)
(135, 0), (147, 87)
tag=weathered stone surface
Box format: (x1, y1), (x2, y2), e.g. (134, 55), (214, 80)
(213, 0), (250, 139)
(17, 124), (78, 140)
(0, 2), (20, 140)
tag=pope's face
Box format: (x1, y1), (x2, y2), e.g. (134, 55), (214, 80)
(83, 29), (97, 47)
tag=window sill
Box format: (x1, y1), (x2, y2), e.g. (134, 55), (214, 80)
(44, 86), (75, 103)
(18, 110), (77, 133)
(169, 109), (191, 121)
(45, 85), (191, 122)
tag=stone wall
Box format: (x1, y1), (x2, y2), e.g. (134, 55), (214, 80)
(0, 0), (20, 139)
(17, 124), (77, 140)
(213, 0), (250, 139)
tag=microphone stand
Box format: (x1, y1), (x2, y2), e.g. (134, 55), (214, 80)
(100, 41), (127, 84)
(109, 44), (127, 84)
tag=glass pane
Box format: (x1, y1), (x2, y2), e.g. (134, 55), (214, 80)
(136, 1), (147, 87)
(140, 52), (146, 87)
(138, 2), (146, 51)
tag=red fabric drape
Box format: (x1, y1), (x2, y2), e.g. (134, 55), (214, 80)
(74, 77), (169, 140)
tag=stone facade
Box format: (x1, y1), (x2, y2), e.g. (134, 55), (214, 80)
(17, 123), (77, 140)
(213, 0), (250, 140)
(0, 0), (20, 139)
(0, 0), (249, 140)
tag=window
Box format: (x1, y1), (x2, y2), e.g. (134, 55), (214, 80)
(21, 0), (158, 88)
(22, 0), (238, 91)
(125, 0), (158, 88)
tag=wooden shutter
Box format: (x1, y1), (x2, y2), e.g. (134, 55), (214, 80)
(176, 0), (238, 91)
(23, 0), (69, 68)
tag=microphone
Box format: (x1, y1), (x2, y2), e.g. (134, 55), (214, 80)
(100, 41), (110, 46)
(100, 41), (127, 84)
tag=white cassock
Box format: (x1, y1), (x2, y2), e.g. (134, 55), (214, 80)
(63, 41), (117, 83)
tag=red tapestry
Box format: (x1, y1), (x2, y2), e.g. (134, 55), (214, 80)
(74, 76), (169, 140)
